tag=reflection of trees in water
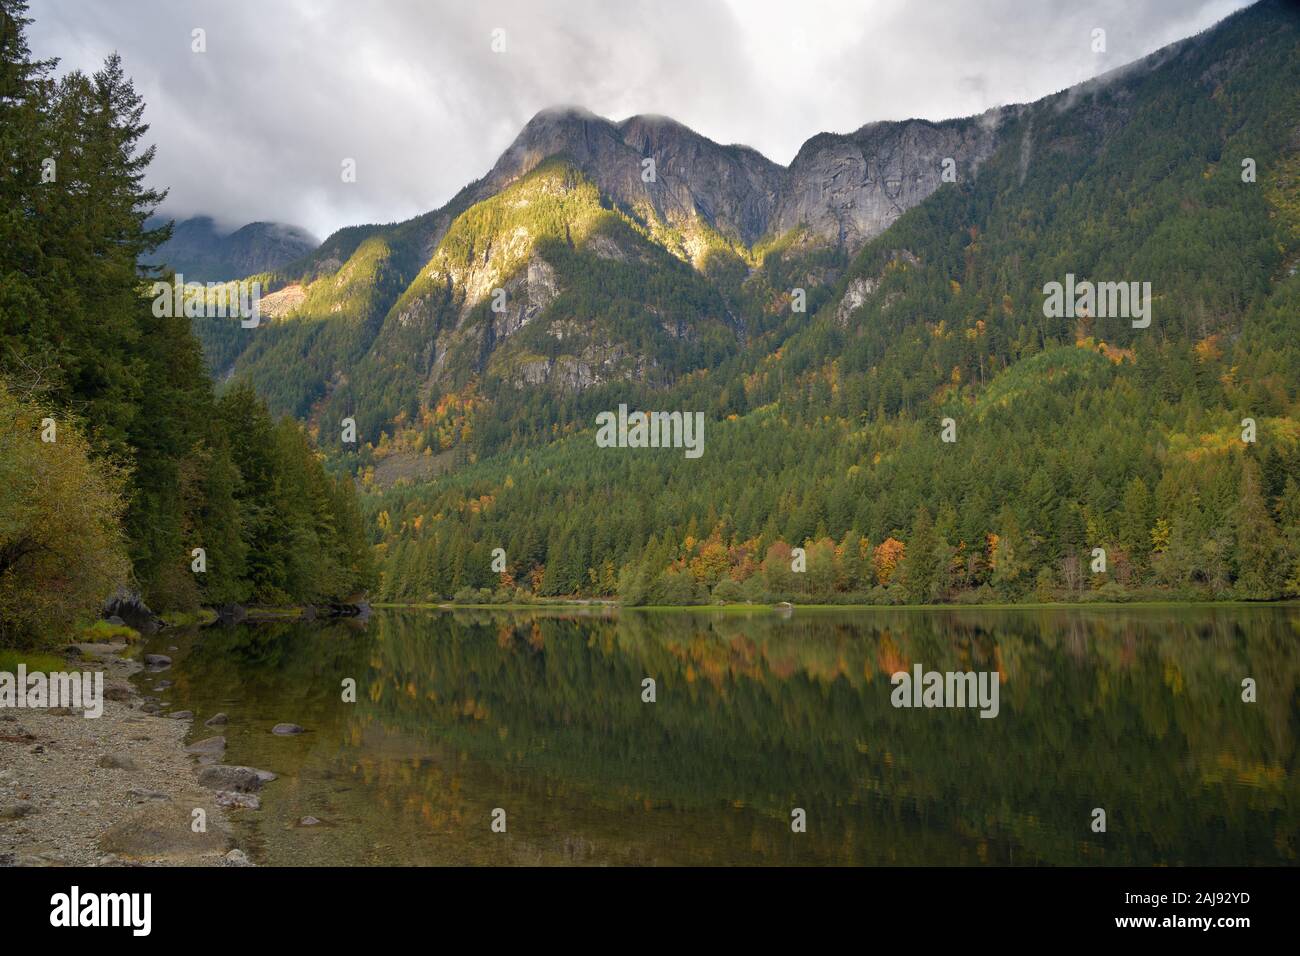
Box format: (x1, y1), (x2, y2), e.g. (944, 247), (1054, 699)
(164, 608), (1299, 864)
(357, 608), (1299, 864)
(157, 620), (375, 783)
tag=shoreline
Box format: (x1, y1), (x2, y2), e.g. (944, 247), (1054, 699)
(0, 640), (255, 867)
(373, 598), (1300, 612)
(146, 596), (1300, 624)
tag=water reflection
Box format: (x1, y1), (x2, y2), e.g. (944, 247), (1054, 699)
(141, 606), (1300, 865)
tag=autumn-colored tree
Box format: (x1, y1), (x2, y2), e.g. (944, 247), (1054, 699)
(689, 537), (730, 587)
(873, 537), (906, 585)
(0, 382), (130, 647)
(728, 536), (762, 583)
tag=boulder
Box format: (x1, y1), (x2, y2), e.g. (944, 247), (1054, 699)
(185, 736), (226, 757)
(197, 765), (261, 793)
(214, 791), (261, 810)
(98, 801), (230, 860)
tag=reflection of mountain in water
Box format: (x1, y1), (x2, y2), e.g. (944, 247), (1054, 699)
(155, 607), (1299, 866)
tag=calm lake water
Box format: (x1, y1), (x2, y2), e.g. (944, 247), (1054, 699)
(137, 606), (1299, 866)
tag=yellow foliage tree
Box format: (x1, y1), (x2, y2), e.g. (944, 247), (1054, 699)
(0, 382), (130, 647)
(872, 537), (906, 585)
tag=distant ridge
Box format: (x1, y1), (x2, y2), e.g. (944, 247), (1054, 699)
(144, 215), (319, 282)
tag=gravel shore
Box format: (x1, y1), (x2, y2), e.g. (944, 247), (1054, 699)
(0, 641), (252, 867)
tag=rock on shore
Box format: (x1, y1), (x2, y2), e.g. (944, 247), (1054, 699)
(0, 643), (248, 867)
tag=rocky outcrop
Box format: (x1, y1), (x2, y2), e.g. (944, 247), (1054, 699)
(773, 112), (1007, 249)
(98, 800), (232, 861)
(834, 250), (922, 325)
(481, 106), (1009, 255)
(102, 587), (162, 634)
(510, 342), (651, 391)
(480, 108), (784, 248)
(489, 255), (560, 341)
(836, 277), (879, 326)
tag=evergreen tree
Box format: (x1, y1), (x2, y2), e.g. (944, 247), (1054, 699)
(1234, 456), (1282, 599)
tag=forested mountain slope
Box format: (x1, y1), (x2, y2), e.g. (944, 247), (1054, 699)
(196, 0), (1300, 606)
(367, 0), (1300, 605)
(191, 86), (1007, 437)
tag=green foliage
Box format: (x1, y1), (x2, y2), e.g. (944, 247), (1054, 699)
(0, 380), (131, 647)
(0, 3), (372, 625)
(79, 619), (140, 642)
(365, 3), (1300, 606)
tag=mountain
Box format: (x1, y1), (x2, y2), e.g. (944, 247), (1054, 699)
(192, 104), (1008, 427)
(482, 105), (1006, 254)
(145, 215), (319, 282)
(348, 100), (1003, 273)
(191, 0), (1300, 606)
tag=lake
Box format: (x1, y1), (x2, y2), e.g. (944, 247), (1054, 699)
(137, 606), (1299, 865)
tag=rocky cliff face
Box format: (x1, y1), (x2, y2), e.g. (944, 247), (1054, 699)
(773, 111), (1008, 248)
(478, 107), (784, 247)
(475, 105), (1009, 254)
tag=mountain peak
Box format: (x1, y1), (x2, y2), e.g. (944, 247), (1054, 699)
(145, 214), (319, 282)
(483, 98), (1004, 250)
(527, 104), (605, 124)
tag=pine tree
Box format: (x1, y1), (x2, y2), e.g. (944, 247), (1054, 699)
(900, 506), (939, 604)
(1234, 455), (1281, 599)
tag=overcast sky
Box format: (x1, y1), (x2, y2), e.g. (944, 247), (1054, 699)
(29, 0), (1250, 240)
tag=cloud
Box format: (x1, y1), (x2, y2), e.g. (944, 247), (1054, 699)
(27, 0), (1250, 239)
